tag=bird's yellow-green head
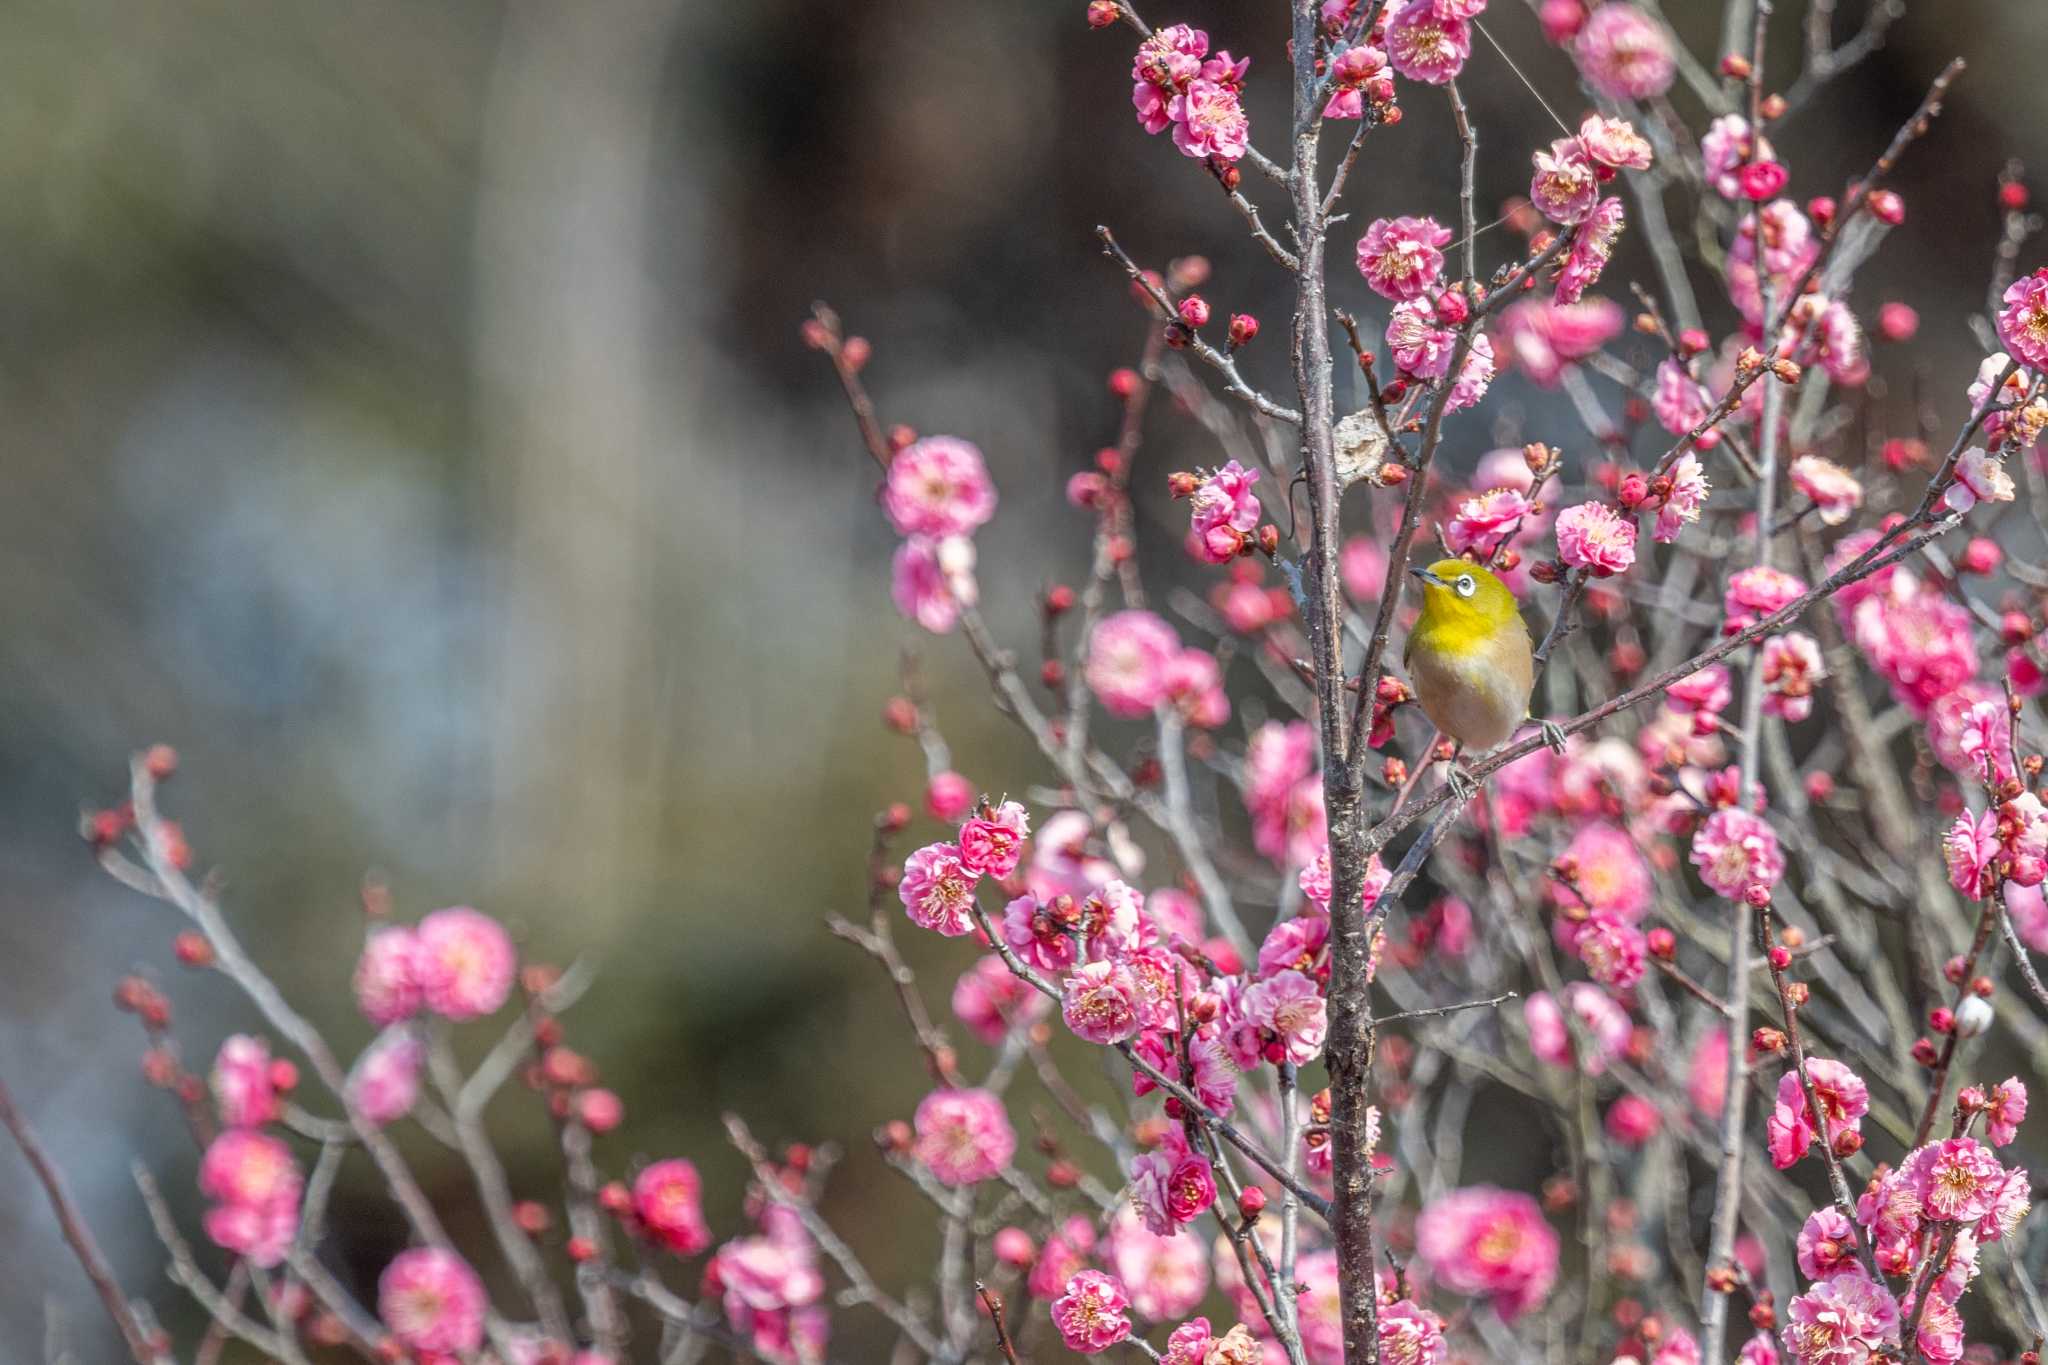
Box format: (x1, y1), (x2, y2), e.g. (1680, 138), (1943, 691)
(1410, 558), (1521, 639)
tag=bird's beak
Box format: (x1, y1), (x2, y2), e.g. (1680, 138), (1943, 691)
(1409, 566), (1449, 588)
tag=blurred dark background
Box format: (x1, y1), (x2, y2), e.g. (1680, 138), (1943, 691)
(1, 0), (2042, 1357)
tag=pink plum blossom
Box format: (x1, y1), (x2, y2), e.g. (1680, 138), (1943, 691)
(1702, 115), (1775, 199)
(1554, 195), (1625, 303)
(1171, 80), (1250, 161)
(1797, 1207), (1862, 1280)
(951, 953), (1048, 1044)
(635, 1158), (713, 1255)
(197, 1129), (301, 1267)
(1530, 137), (1600, 225)
(1579, 114), (1652, 170)
(1691, 808), (1784, 899)
(1107, 1206), (1210, 1322)
(1555, 501), (1637, 576)
(1444, 488), (1531, 557)
(1905, 1137), (2007, 1223)
(1086, 610), (1181, 717)
(1573, 2), (1674, 99)
(1240, 968), (1327, 1065)
(1387, 297), (1457, 378)
(1724, 565), (1806, 632)
(1944, 446), (2015, 514)
(958, 800), (1029, 878)
(379, 1248), (487, 1356)
(1051, 1269), (1133, 1353)
(411, 907), (516, 1021)
(891, 535), (969, 634)
(210, 1034), (278, 1129)
(1996, 268), (2048, 370)
(1062, 959), (1143, 1044)
(898, 842), (980, 936)
(1986, 1077), (2027, 1147)
(882, 436), (996, 539)
(1414, 1186), (1560, 1319)
(1524, 984), (1630, 1074)
(1790, 455), (1862, 525)
(1760, 632), (1826, 722)
(1356, 216), (1450, 302)
(354, 925), (421, 1027)
(1781, 1271), (1899, 1364)
(1385, 0), (1472, 84)
(348, 1027), (425, 1127)
(913, 1087), (1015, 1185)
(1379, 1298), (1450, 1363)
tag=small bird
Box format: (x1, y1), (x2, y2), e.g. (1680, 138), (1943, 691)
(1402, 558), (1564, 795)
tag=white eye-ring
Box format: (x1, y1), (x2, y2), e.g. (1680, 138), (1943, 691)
(1455, 574), (1476, 598)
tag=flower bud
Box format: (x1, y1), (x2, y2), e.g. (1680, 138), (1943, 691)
(1831, 1129), (1863, 1158)
(174, 932), (215, 968)
(1108, 367), (1140, 398)
(1530, 560), (1562, 585)
(1718, 53), (1751, 79)
(1435, 288), (1469, 325)
(1163, 321), (1191, 350)
(1954, 995), (1994, 1039)
(1616, 471), (1649, 508)
(1759, 93), (1787, 121)
(1228, 313), (1260, 348)
(1768, 945), (1792, 971)
(1972, 974), (1995, 998)
(1743, 883), (1772, 909)
(144, 744), (179, 781)
(994, 1227), (1036, 1264)
(1178, 295), (1211, 329)
(566, 1236), (597, 1263)
(1647, 927), (1676, 960)
(1377, 463), (1409, 487)
(1257, 524), (1280, 557)
(1382, 757), (1408, 787)
(1929, 1007), (1955, 1035)
(1959, 537), (2003, 575)
(1911, 1036), (1939, 1065)
(1238, 1186), (1267, 1220)
(1046, 584), (1075, 614)
(883, 697), (918, 734)
(1867, 189), (1905, 225)
(1168, 471), (1200, 499)
(1086, 0), (1121, 27)
(1738, 160), (1789, 202)
(1785, 981), (1809, 1007)
(1751, 1027), (1786, 1054)
(841, 337), (871, 372)
(1804, 771), (1834, 803)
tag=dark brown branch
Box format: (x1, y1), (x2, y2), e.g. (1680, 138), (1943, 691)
(0, 1077), (168, 1365)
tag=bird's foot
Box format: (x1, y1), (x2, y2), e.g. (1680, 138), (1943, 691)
(1538, 719), (1569, 755)
(1445, 764), (1480, 804)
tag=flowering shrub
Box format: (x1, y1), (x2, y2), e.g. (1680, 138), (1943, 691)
(10, 3), (2048, 1365)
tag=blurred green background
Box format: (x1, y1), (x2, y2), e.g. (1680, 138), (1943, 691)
(1, 0), (2044, 1358)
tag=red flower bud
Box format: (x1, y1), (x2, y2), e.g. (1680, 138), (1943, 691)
(1911, 1037), (1939, 1066)
(1646, 927), (1676, 960)
(1086, 0), (1121, 27)
(1108, 367), (1140, 398)
(1738, 160), (1789, 202)
(174, 932), (214, 968)
(2001, 180), (2031, 212)
(1930, 1007), (1955, 1035)
(1228, 313), (1259, 348)
(1718, 53), (1751, 79)
(1806, 196), (1837, 228)
(1867, 189), (1905, 225)
(144, 744), (179, 781)
(1768, 946), (1792, 971)
(1238, 1186), (1267, 1220)
(1178, 295), (1211, 329)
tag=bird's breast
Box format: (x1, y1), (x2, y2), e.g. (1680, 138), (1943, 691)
(1408, 623), (1535, 752)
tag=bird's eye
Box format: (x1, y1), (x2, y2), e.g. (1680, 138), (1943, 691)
(1455, 575), (1476, 597)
